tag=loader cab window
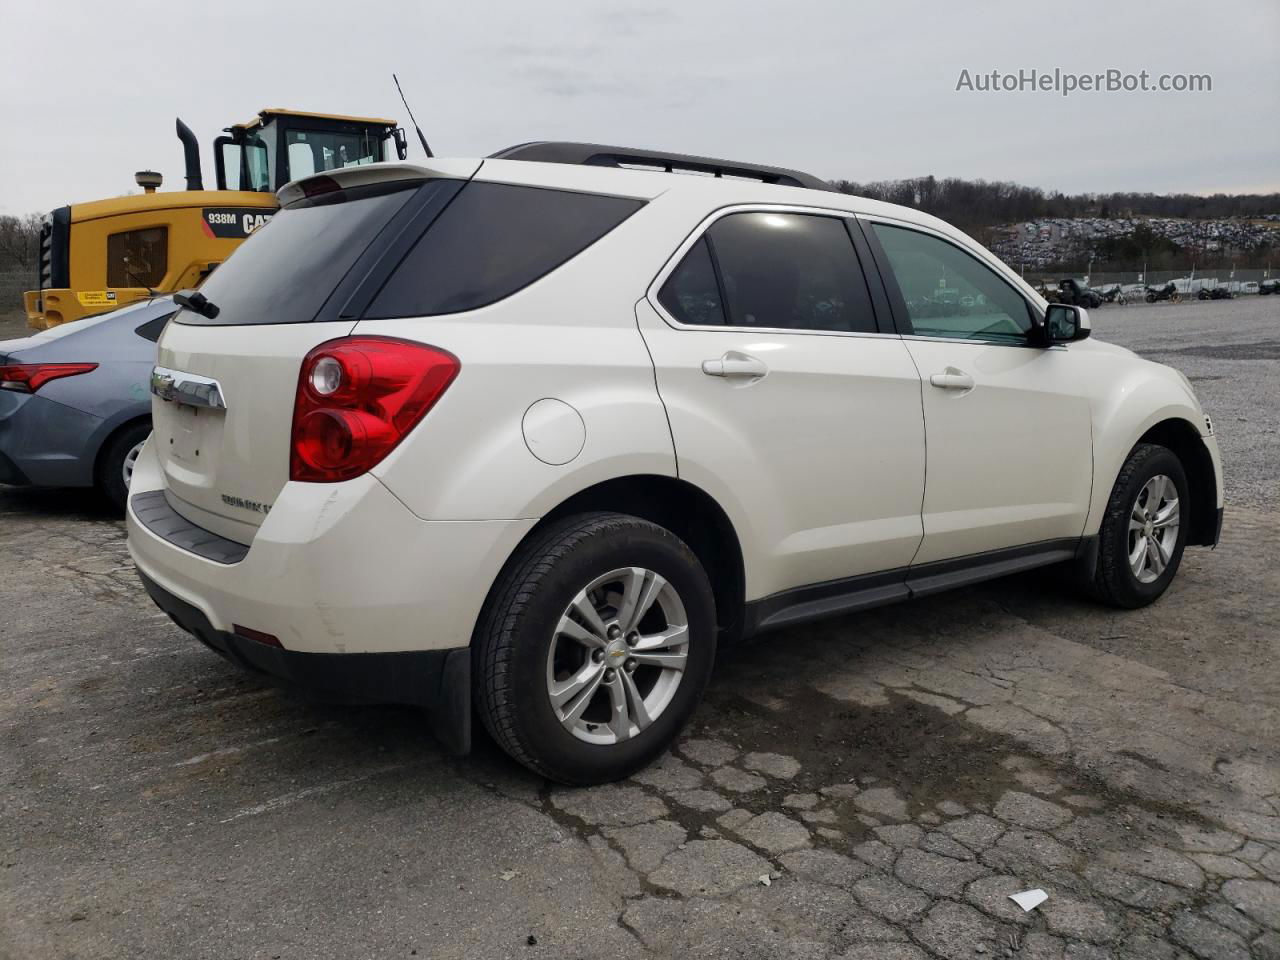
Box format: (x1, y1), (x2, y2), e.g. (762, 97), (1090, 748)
(282, 128), (384, 181)
(217, 139), (270, 192)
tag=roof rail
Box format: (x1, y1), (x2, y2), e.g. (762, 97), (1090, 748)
(489, 141), (834, 192)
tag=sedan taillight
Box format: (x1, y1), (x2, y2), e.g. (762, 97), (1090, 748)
(0, 363), (98, 393)
(290, 337), (459, 483)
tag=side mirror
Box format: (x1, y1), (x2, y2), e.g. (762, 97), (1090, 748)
(1043, 303), (1091, 344)
(392, 128), (409, 161)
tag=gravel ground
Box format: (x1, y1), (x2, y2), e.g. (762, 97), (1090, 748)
(1, 296), (1278, 959)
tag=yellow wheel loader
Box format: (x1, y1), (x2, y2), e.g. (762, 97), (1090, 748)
(24, 109), (408, 329)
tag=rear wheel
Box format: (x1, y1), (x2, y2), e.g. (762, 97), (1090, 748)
(1088, 443), (1188, 608)
(474, 512), (716, 785)
(97, 421), (151, 513)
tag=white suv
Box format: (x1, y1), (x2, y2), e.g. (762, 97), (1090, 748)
(127, 143), (1223, 784)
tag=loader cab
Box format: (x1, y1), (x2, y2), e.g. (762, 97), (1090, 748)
(213, 109), (408, 193)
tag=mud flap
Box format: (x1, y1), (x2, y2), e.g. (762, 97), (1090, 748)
(429, 647), (472, 756)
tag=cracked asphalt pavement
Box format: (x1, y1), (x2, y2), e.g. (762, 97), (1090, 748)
(2, 297), (1278, 959)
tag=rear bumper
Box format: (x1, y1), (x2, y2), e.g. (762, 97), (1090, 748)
(0, 390), (102, 488)
(125, 438), (536, 656)
(139, 569), (472, 753)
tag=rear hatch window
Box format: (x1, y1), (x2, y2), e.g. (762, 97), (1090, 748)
(177, 181), (422, 326)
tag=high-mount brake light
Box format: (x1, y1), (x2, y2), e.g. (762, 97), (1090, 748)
(0, 363), (98, 393)
(290, 337), (459, 483)
(299, 175), (341, 198)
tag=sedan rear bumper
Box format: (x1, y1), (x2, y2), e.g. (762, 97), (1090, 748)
(0, 390), (102, 488)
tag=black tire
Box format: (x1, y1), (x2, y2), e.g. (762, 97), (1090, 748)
(96, 421), (151, 513)
(1088, 443), (1189, 609)
(474, 512), (717, 785)
(1146, 293), (1157, 303)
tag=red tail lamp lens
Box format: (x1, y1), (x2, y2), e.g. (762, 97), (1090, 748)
(290, 337), (459, 483)
(0, 363), (98, 393)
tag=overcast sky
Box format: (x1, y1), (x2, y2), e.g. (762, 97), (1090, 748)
(3, 0), (1277, 216)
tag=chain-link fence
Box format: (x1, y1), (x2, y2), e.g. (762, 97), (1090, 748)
(1, 270), (30, 315)
(1028, 267), (1276, 296)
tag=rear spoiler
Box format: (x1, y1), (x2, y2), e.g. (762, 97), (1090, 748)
(276, 159), (482, 207)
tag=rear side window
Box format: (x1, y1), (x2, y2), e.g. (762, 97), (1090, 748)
(180, 182), (419, 325)
(365, 183), (643, 318)
(707, 213), (877, 333)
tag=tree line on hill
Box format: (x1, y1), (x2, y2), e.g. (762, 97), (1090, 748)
(831, 175), (1280, 237)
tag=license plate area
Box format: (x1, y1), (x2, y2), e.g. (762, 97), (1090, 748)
(156, 401), (224, 485)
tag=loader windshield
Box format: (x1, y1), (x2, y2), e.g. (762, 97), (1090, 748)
(282, 128), (387, 181)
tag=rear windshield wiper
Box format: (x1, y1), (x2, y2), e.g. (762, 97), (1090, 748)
(173, 289), (220, 320)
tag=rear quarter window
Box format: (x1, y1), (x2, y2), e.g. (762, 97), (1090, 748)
(364, 183), (643, 318)
(134, 312), (175, 343)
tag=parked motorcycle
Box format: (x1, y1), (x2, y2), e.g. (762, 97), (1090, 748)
(1260, 279), (1279, 296)
(1145, 282), (1180, 304)
(1097, 284), (1127, 305)
(1197, 286), (1234, 301)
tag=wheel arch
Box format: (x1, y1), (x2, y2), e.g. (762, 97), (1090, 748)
(1136, 418), (1218, 546)
(91, 413), (152, 485)
(512, 474), (747, 641)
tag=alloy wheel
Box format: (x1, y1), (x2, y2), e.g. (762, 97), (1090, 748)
(545, 567), (689, 745)
(1128, 474), (1180, 583)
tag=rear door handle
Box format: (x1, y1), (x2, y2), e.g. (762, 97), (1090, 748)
(701, 353), (768, 379)
(928, 369), (974, 391)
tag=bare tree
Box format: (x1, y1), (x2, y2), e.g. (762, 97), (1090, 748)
(0, 213), (44, 270)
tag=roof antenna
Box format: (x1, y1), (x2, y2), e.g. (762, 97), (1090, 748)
(393, 73), (434, 158)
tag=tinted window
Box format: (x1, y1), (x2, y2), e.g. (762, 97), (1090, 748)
(703, 213), (876, 333)
(658, 238), (725, 326)
(872, 224), (1032, 341)
(134, 312), (176, 342)
(180, 182), (418, 325)
(367, 183), (643, 318)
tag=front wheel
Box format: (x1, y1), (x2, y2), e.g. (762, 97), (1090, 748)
(474, 512), (717, 785)
(1087, 443), (1189, 608)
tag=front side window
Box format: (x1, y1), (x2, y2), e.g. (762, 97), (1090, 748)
(106, 227), (168, 288)
(661, 212), (876, 333)
(872, 223), (1032, 341)
(366, 183), (643, 318)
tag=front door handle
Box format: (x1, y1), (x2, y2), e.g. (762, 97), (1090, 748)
(702, 353), (768, 379)
(928, 369), (975, 391)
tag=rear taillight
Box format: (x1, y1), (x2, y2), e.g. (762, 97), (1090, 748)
(290, 337), (459, 483)
(0, 363), (98, 393)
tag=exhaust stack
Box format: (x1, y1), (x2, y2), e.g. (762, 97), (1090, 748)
(175, 118), (203, 191)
